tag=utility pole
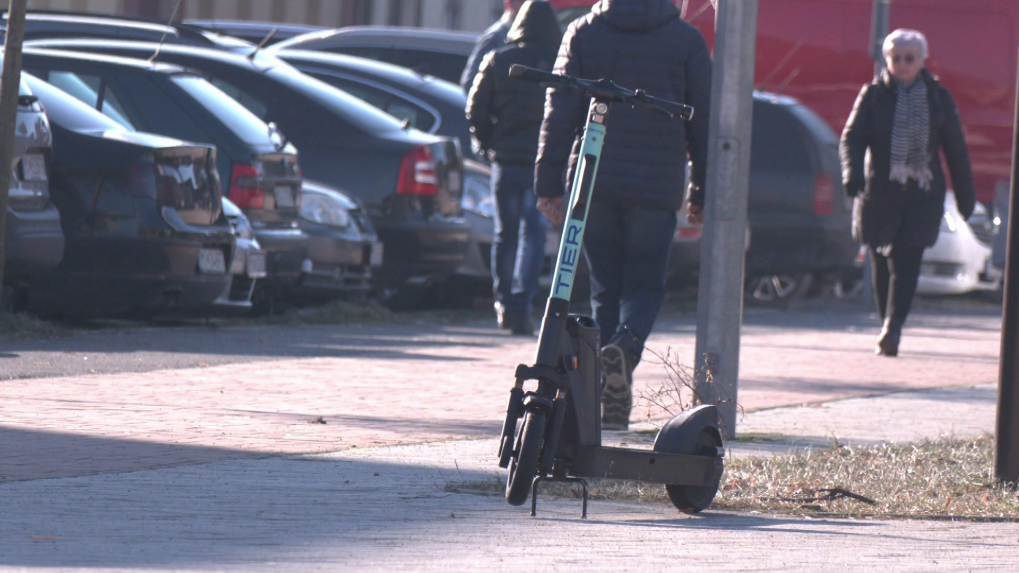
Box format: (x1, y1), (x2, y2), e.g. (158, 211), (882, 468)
(693, 0), (758, 438)
(0, 0), (27, 303)
(995, 47), (1019, 485)
(870, 0), (891, 79)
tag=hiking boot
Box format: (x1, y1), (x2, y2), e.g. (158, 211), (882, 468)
(506, 311), (534, 336)
(600, 343), (632, 430)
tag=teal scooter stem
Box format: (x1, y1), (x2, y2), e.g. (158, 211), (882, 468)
(498, 65), (721, 519)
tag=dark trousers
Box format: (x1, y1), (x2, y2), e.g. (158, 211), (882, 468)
(870, 245), (925, 330)
(583, 201), (677, 366)
(491, 163), (548, 314)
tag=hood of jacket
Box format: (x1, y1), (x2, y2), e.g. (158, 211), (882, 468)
(506, 0), (563, 47)
(591, 0), (680, 32)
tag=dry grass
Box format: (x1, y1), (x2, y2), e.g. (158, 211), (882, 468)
(448, 435), (1019, 520)
(0, 312), (68, 341)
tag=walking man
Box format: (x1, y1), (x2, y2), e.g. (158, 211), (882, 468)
(460, 0), (526, 95)
(467, 1), (562, 335)
(534, 0), (712, 429)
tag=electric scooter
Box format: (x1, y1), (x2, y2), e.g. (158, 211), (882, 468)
(498, 64), (725, 518)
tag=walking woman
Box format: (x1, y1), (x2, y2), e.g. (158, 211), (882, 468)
(840, 29), (975, 356)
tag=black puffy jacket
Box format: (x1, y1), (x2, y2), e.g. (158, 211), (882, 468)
(534, 0), (712, 211)
(465, 1), (562, 166)
(840, 68), (975, 249)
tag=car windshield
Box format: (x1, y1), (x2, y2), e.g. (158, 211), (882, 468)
(266, 63), (407, 134)
(169, 74), (276, 145)
(22, 73), (127, 132)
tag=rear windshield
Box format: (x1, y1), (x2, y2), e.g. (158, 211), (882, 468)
(22, 73), (127, 132)
(268, 65), (406, 134)
(169, 74), (274, 145)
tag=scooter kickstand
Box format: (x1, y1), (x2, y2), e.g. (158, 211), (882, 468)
(530, 475), (589, 519)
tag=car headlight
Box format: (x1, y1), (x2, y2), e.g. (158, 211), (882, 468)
(462, 172), (495, 218)
(300, 192), (351, 228)
(940, 211), (958, 233)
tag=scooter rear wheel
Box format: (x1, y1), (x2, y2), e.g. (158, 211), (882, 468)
(662, 428), (723, 512)
(505, 408), (546, 506)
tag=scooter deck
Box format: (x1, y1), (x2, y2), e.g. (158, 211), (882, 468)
(569, 445), (724, 485)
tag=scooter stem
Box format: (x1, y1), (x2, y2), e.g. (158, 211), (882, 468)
(533, 98), (609, 368)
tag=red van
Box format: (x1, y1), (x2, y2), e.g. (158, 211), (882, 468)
(551, 0), (1019, 206)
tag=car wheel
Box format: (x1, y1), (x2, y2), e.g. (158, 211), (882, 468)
(832, 277), (864, 300)
(744, 273), (814, 307)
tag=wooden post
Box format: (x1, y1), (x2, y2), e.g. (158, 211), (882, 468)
(0, 0), (28, 303)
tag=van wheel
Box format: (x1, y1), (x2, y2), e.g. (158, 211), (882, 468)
(744, 273), (813, 307)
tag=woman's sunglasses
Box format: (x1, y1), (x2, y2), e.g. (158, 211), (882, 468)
(891, 54), (917, 64)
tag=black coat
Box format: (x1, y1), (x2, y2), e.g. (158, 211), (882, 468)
(839, 68), (975, 249)
(533, 0), (712, 211)
(465, 1), (562, 166)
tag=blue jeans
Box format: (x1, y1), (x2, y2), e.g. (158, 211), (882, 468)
(491, 163), (549, 314)
(583, 201), (676, 366)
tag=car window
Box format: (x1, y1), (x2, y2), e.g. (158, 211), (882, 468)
(750, 101), (814, 174)
(170, 75), (275, 145)
(205, 77), (270, 120)
(268, 67), (407, 134)
(22, 72), (126, 132)
(306, 72), (437, 132)
(44, 70), (135, 129)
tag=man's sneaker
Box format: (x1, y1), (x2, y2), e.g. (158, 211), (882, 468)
(507, 311), (535, 336)
(600, 343), (632, 430)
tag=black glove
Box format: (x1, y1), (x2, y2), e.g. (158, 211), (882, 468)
(845, 179), (865, 198)
(956, 197), (975, 221)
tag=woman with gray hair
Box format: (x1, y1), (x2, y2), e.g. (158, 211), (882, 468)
(840, 28), (975, 356)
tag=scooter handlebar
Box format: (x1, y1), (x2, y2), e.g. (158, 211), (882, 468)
(507, 64), (694, 121)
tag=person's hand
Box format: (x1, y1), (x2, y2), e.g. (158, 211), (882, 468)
(686, 202), (704, 225)
(537, 197), (566, 226)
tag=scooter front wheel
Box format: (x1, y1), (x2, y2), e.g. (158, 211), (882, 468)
(505, 408), (546, 506)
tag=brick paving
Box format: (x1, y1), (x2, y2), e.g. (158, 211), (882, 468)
(0, 302), (1003, 482)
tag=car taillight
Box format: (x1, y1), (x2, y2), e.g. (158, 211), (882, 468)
(229, 163), (265, 209)
(396, 145), (438, 197)
(813, 172), (835, 216)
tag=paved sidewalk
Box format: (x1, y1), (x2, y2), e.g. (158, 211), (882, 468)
(1, 302), (1015, 570)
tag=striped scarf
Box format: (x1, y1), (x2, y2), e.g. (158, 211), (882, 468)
(889, 77), (933, 190)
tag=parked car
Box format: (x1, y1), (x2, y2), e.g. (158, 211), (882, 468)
(217, 197), (266, 311)
(21, 47), (312, 307)
(25, 39), (471, 297)
(917, 192), (1001, 296)
(185, 20), (327, 46)
(269, 26), (477, 84)
(1, 73), (63, 311)
(297, 179), (380, 298)
(22, 73), (235, 317)
(267, 49), (475, 160)
(739, 93), (857, 306)
(3, 9), (256, 53)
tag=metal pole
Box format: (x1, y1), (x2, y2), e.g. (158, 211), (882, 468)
(870, 0), (891, 79)
(0, 0), (27, 300)
(693, 0), (758, 438)
(994, 46), (1019, 484)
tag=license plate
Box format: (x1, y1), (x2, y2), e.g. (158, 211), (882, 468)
(370, 242), (384, 266)
(274, 186), (295, 208)
(20, 153), (47, 182)
(247, 251), (267, 278)
(198, 248), (227, 274)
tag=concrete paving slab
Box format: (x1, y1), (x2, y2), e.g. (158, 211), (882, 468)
(2, 439), (1016, 572)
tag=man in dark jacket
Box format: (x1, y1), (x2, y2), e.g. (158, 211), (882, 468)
(460, 0), (525, 95)
(534, 0), (712, 429)
(467, 1), (562, 335)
